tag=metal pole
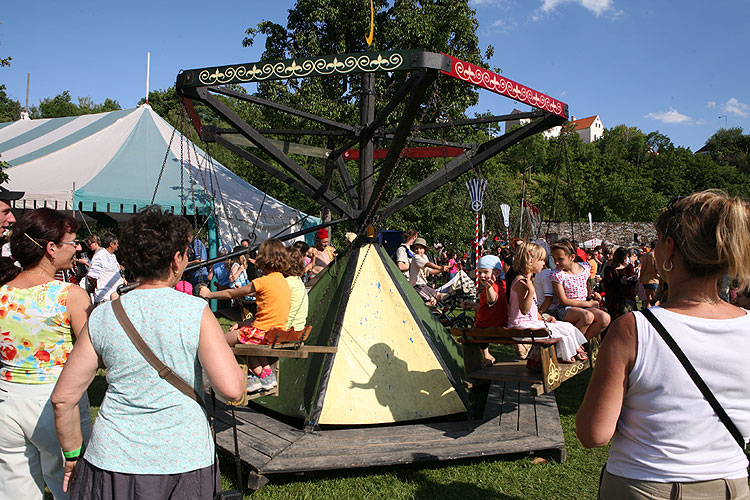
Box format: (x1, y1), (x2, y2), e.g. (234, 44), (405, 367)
(475, 212), (480, 288)
(359, 72), (376, 209)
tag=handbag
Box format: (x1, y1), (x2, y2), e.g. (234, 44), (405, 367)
(641, 308), (749, 459)
(111, 298), (243, 500)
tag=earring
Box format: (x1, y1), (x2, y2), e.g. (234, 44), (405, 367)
(662, 260), (673, 272)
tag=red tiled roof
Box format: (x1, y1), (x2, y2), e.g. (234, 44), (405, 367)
(571, 115), (598, 130)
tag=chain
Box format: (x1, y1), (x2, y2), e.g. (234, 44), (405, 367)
(151, 111), (178, 205)
(180, 108), (186, 215)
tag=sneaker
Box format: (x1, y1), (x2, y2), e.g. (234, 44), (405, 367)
(259, 373), (277, 392)
(246, 375), (262, 393)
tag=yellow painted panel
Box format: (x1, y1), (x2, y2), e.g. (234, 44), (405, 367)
(318, 244), (465, 425)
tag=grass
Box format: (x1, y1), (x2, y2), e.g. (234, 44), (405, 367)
(82, 319), (609, 499)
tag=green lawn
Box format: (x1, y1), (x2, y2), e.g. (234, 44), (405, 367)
(84, 323), (608, 499)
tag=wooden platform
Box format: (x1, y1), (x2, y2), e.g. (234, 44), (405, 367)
(211, 380), (566, 488)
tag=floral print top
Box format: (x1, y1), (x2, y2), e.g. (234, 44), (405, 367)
(0, 281), (74, 384)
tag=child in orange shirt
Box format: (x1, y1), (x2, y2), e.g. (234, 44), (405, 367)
(200, 238), (290, 392)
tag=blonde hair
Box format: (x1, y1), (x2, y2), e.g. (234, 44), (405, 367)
(655, 190), (750, 290)
(513, 242), (546, 275)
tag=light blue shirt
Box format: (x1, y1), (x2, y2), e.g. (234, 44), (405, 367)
(85, 288), (213, 474)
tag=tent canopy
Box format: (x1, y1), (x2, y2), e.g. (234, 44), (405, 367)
(0, 104), (319, 246)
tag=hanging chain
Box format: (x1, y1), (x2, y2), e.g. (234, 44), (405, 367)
(151, 112), (178, 205)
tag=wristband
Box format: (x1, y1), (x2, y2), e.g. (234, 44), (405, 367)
(63, 446), (83, 460)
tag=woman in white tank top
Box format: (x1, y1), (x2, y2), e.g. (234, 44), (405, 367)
(576, 190), (750, 500)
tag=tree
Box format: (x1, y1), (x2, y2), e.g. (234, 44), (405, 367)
(31, 91), (122, 118)
(704, 127), (750, 173)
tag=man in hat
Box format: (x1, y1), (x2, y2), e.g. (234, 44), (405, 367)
(0, 186), (23, 239)
(311, 228), (336, 276)
(0, 186), (24, 259)
(409, 237), (449, 306)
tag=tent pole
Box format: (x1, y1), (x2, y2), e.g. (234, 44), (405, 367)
(207, 210), (219, 312)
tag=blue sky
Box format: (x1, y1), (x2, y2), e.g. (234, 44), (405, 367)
(2, 0), (748, 151)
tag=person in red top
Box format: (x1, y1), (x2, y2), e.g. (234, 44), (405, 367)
(200, 238), (290, 392)
(463, 255), (508, 366)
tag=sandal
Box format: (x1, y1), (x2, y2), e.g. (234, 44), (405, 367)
(575, 349), (588, 362)
(484, 355), (496, 367)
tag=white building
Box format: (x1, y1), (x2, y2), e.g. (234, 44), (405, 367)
(509, 110), (604, 144)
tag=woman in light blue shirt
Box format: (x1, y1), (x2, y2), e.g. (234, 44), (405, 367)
(52, 207), (245, 500)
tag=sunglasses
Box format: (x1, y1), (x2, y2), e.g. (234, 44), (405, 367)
(667, 195), (684, 215)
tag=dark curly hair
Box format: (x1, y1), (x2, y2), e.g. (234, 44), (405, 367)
(283, 247), (305, 277)
(10, 208), (79, 269)
(254, 239), (287, 273)
(118, 206), (192, 280)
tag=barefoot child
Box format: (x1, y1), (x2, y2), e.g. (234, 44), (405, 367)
(462, 255), (508, 365)
(200, 238), (290, 392)
(409, 237), (449, 306)
(549, 239), (611, 339)
(509, 242), (588, 364)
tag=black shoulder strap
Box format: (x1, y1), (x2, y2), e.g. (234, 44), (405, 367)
(111, 298), (209, 419)
(641, 308), (747, 453)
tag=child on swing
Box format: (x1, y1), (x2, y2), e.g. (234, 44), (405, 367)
(199, 238), (290, 392)
(549, 238), (611, 339)
(508, 242), (588, 368)
(462, 255), (508, 365)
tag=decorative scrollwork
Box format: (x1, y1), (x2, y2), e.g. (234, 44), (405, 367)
(197, 52), (405, 85)
(563, 361), (585, 378)
(546, 359), (560, 386)
(450, 59), (565, 117)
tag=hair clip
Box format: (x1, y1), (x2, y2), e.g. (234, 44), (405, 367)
(24, 233), (44, 249)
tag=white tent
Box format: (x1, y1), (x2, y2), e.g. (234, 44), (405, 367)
(0, 104), (319, 246)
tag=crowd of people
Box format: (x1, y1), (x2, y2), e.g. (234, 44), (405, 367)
(0, 184), (749, 499)
(0, 194), (313, 499)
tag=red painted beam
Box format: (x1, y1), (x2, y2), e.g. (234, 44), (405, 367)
(440, 54), (568, 119)
(342, 145), (467, 160)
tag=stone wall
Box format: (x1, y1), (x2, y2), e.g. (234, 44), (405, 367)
(541, 222), (657, 248)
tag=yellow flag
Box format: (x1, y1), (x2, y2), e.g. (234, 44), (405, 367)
(365, 0), (374, 46)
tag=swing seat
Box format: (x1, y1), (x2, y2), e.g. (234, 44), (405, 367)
(450, 326), (600, 395)
(227, 326), (336, 403)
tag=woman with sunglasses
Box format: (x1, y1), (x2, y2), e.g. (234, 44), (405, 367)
(0, 207), (93, 499)
(577, 191), (750, 499)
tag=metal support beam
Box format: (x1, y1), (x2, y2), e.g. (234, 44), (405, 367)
(377, 112), (565, 220)
(359, 72), (376, 209)
(336, 156), (359, 208)
(212, 134), (351, 217)
(380, 110), (545, 134)
(208, 86), (355, 132)
(185, 89), (357, 219)
(360, 70), (438, 226)
(328, 73), (424, 161)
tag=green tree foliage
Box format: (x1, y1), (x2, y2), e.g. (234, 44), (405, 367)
(30, 91), (122, 118)
(704, 127), (750, 173)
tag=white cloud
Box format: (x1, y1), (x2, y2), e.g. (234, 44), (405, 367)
(537, 0), (621, 17)
(644, 108), (692, 124)
(724, 97), (750, 117)
(489, 18), (515, 31)
(706, 101), (716, 109)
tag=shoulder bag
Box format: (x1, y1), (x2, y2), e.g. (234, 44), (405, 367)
(641, 308), (749, 459)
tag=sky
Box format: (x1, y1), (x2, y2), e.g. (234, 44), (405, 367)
(2, 0), (749, 151)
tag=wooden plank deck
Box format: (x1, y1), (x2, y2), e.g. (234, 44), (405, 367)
(212, 381), (566, 483)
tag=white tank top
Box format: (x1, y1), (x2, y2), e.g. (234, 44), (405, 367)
(607, 306), (750, 482)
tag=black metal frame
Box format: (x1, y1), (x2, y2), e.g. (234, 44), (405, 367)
(175, 49), (567, 231)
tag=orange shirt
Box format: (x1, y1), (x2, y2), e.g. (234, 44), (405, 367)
(252, 272), (291, 331)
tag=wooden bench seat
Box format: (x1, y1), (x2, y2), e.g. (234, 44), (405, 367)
(227, 326), (337, 404)
(449, 325), (600, 395)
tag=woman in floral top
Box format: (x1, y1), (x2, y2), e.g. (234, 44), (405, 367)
(0, 208), (93, 499)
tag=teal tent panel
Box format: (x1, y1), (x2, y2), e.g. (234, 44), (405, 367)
(8, 108), (135, 167)
(0, 121), (13, 131)
(74, 111), (212, 214)
(0, 116), (77, 152)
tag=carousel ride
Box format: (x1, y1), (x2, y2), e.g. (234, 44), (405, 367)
(174, 49), (575, 489)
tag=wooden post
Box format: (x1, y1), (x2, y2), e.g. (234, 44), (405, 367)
(359, 72), (375, 209)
